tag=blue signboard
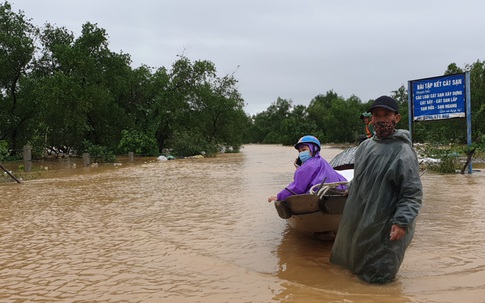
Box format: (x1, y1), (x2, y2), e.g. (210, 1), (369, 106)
(411, 73), (466, 121)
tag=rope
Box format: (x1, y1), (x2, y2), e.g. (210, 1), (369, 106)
(310, 181), (348, 200)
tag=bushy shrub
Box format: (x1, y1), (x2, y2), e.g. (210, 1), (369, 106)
(438, 153), (459, 174)
(82, 140), (117, 163)
(418, 143), (460, 174)
(118, 130), (159, 156)
(167, 130), (217, 157)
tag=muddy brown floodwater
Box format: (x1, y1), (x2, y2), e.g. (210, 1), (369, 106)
(1, 144), (485, 303)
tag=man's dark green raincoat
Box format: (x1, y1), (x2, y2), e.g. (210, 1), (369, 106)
(330, 129), (423, 283)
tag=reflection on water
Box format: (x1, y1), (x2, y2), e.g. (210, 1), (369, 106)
(1, 144), (485, 302)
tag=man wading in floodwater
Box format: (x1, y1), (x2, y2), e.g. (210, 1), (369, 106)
(330, 95), (423, 284)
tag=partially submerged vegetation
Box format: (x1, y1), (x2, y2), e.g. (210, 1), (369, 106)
(2, 1), (485, 176)
(415, 132), (485, 174)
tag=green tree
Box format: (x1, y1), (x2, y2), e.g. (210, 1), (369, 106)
(322, 96), (362, 143)
(118, 129), (158, 156)
(139, 66), (173, 152)
(466, 61), (485, 141)
(307, 91), (340, 141)
(391, 85), (409, 130)
(164, 56), (248, 155)
(250, 97), (293, 144)
(33, 22), (133, 154)
(307, 91), (363, 143)
(279, 104), (318, 146)
(191, 71), (247, 151)
(0, 1), (37, 155)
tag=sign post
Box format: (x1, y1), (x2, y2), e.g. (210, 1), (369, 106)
(408, 72), (472, 174)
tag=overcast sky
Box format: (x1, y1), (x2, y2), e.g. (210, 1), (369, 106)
(10, 0), (485, 115)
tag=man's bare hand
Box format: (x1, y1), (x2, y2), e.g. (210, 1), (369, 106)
(390, 224), (405, 241)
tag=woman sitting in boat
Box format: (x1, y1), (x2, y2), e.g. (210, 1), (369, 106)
(267, 135), (347, 203)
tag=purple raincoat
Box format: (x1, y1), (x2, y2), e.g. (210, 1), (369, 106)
(276, 151), (347, 201)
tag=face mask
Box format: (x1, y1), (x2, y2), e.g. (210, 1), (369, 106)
(374, 120), (396, 139)
(299, 150), (312, 163)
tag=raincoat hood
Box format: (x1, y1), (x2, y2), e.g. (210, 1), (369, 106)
(372, 129), (412, 146)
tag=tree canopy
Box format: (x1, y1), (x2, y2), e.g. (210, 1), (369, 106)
(0, 1), (249, 159)
(2, 0), (485, 161)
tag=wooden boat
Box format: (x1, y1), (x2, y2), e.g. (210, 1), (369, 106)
(274, 147), (356, 240)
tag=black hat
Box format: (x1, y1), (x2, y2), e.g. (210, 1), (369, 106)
(367, 95), (399, 113)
